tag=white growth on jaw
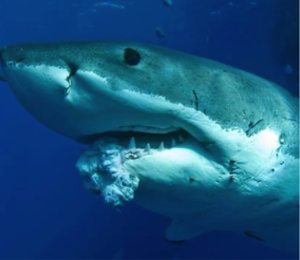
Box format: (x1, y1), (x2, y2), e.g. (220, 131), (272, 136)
(76, 138), (159, 206)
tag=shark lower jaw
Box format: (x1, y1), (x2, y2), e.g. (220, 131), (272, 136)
(76, 127), (200, 207)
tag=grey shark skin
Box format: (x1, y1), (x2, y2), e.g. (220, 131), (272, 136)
(0, 41), (299, 254)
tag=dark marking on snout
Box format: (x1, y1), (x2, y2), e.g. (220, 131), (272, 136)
(67, 62), (78, 79)
(244, 231), (264, 242)
(65, 62), (78, 86)
(189, 177), (195, 182)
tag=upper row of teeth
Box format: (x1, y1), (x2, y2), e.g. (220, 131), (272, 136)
(127, 135), (185, 151)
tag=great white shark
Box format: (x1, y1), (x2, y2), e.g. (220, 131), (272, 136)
(0, 41), (298, 254)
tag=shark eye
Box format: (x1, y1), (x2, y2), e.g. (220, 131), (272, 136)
(124, 48), (141, 66)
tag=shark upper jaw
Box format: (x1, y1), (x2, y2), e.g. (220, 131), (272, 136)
(0, 43), (220, 154)
(1, 45), (229, 210)
(1, 46), (223, 211)
(1, 54), (285, 210)
(0, 51), (194, 147)
(0, 47), (283, 165)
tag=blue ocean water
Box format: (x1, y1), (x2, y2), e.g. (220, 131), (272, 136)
(0, 0), (298, 259)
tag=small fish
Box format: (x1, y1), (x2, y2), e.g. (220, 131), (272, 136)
(163, 0), (173, 6)
(284, 64), (293, 75)
(155, 27), (166, 38)
(94, 1), (125, 9)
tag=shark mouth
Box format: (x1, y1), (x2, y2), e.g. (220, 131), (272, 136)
(76, 128), (190, 206)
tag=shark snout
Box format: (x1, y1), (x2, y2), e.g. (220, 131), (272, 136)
(0, 46), (12, 67)
(0, 48), (4, 66)
(0, 46), (28, 68)
(0, 48), (7, 82)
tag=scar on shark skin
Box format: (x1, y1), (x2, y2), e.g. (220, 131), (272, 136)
(192, 89), (199, 111)
(245, 119), (264, 136)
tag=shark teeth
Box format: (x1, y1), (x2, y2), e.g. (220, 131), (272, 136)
(76, 129), (188, 207)
(158, 142), (164, 151)
(144, 143), (151, 152)
(119, 132), (187, 150)
(128, 135), (180, 150)
(171, 138), (177, 147)
(97, 129), (189, 150)
(178, 135), (185, 143)
(128, 137), (136, 149)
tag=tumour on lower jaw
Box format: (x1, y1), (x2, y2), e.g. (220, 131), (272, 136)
(76, 138), (159, 206)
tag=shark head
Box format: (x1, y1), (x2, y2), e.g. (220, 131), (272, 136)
(0, 41), (299, 254)
(0, 41), (190, 141)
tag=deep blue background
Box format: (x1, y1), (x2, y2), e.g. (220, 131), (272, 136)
(0, 0), (298, 259)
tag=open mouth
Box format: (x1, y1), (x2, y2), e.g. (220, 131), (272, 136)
(78, 127), (191, 148)
(76, 127), (192, 207)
